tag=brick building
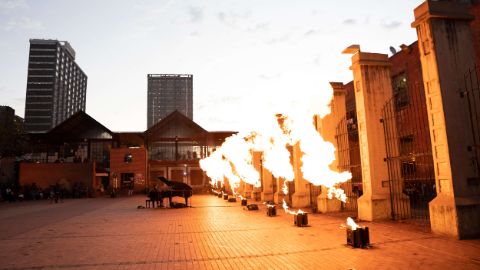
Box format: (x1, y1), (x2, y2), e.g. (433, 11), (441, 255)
(19, 110), (234, 195)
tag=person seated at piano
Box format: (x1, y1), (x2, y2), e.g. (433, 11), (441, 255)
(148, 185), (160, 207)
(157, 183), (173, 207)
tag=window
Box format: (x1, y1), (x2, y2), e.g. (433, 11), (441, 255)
(124, 153), (133, 163)
(392, 73), (409, 109)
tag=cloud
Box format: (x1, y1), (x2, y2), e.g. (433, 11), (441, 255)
(304, 28), (321, 37)
(246, 22), (269, 32)
(188, 6), (203, 23)
(217, 10), (251, 27)
(382, 19), (402, 29)
(313, 55), (322, 66)
(343, 18), (356, 25)
(258, 73), (281, 80)
(2, 16), (43, 31)
(265, 33), (291, 45)
(0, 0), (27, 11)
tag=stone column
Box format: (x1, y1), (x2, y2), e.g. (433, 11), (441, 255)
(252, 151), (263, 201)
(261, 167), (274, 202)
(291, 143), (311, 208)
(316, 82), (347, 213)
(343, 46), (393, 221)
(237, 180), (245, 195)
(273, 177), (285, 204)
(244, 183), (253, 199)
(412, 1), (480, 238)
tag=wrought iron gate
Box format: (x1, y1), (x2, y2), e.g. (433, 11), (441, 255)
(382, 82), (436, 221)
(462, 65), (480, 179)
(335, 115), (362, 213)
(309, 184), (321, 211)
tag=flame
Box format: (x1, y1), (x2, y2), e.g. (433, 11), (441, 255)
(280, 181), (304, 215)
(199, 81), (352, 207)
(328, 186), (347, 202)
(347, 217), (360, 230)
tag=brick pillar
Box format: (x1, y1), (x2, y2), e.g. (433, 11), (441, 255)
(316, 82), (347, 213)
(412, 1), (480, 238)
(344, 46), (393, 221)
(291, 143), (310, 208)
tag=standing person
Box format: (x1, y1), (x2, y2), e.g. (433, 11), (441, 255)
(5, 187), (12, 202)
(128, 178), (134, 196)
(53, 183), (60, 203)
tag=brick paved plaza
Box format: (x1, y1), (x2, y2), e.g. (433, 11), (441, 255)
(0, 195), (479, 270)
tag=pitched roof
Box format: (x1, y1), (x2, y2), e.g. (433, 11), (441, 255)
(46, 110), (113, 141)
(145, 110), (208, 141)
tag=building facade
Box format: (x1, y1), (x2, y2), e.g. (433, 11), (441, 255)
(24, 39), (87, 133)
(0, 106), (25, 157)
(147, 74), (193, 128)
(20, 110), (233, 195)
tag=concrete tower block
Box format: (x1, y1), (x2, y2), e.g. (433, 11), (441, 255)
(412, 0), (480, 239)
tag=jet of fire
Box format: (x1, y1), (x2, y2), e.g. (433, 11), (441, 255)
(200, 81), (352, 205)
(347, 217), (360, 230)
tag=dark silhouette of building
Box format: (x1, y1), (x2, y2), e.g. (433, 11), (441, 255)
(147, 74), (193, 128)
(0, 106), (25, 157)
(24, 39), (87, 133)
(0, 106), (14, 129)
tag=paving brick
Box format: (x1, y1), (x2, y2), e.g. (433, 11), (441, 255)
(0, 195), (479, 269)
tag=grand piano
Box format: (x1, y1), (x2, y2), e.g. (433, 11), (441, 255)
(151, 176), (193, 207)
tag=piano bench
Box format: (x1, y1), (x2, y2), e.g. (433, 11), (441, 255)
(145, 199), (154, 208)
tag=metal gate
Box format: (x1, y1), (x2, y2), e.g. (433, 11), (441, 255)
(309, 184), (321, 211)
(462, 65), (480, 179)
(382, 81), (436, 221)
(335, 115), (361, 213)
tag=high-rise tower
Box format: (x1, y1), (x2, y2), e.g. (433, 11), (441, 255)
(24, 39), (87, 133)
(147, 74), (193, 128)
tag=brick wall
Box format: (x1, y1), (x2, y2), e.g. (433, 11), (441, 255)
(109, 147), (147, 191)
(19, 162), (94, 189)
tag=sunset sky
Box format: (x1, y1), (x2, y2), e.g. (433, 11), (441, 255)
(0, 0), (424, 132)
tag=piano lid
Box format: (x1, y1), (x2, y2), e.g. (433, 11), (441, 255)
(158, 176), (193, 190)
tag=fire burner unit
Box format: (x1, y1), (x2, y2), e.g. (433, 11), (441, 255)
(346, 226), (370, 248)
(223, 194), (228, 200)
(266, 205), (276, 216)
(217, 193), (222, 198)
(241, 198), (247, 206)
(294, 212), (308, 227)
(228, 197), (237, 202)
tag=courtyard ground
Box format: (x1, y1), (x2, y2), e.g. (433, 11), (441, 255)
(0, 195), (479, 270)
